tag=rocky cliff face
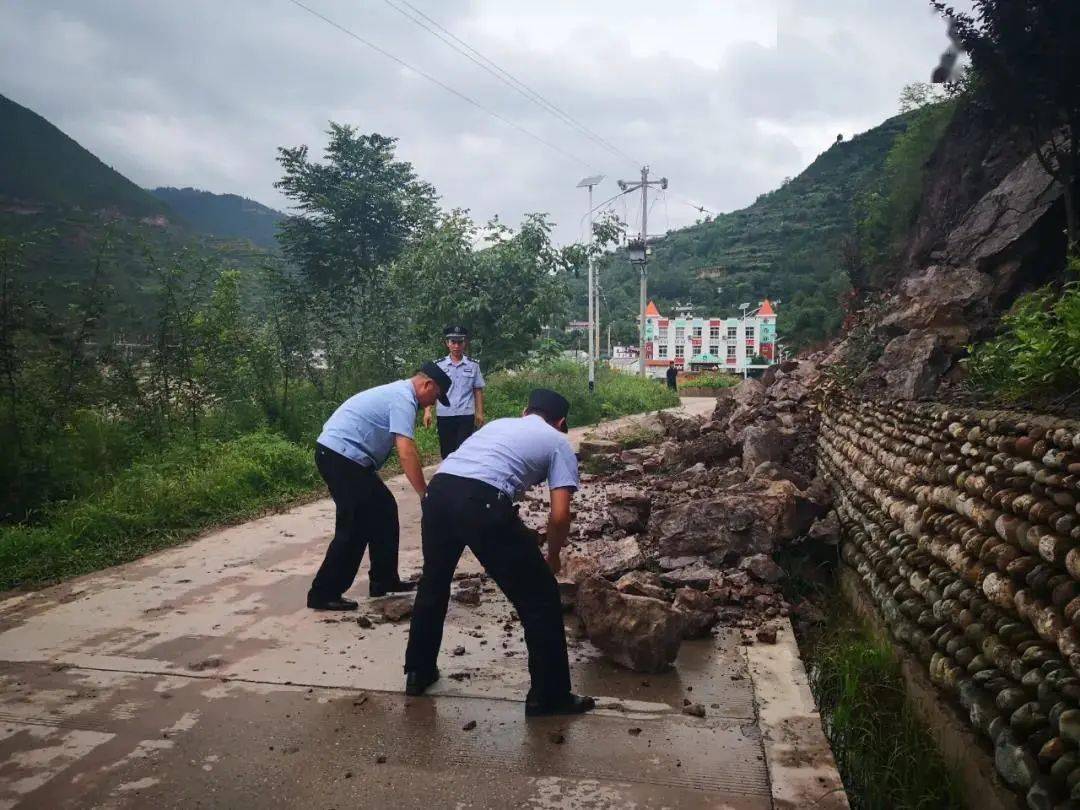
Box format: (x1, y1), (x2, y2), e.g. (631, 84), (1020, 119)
(835, 101), (1068, 401)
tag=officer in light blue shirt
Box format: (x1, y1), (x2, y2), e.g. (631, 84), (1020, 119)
(422, 325), (486, 458)
(308, 362), (451, 612)
(404, 389), (595, 718)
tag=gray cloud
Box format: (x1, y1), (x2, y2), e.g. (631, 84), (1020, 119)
(1, 0), (958, 243)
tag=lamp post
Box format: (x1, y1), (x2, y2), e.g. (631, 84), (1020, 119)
(577, 175), (604, 392)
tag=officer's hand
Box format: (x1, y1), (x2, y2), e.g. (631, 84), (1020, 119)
(546, 548), (562, 575)
(422, 409), (432, 429)
(474, 413), (485, 427)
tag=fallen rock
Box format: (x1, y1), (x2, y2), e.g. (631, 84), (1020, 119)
(659, 563), (719, 589)
(614, 570), (668, 601)
(682, 703), (706, 718)
(741, 423), (786, 474)
(606, 486), (651, 533)
(452, 585), (481, 605)
(376, 596), (414, 622)
(756, 625), (778, 644)
(578, 438), (620, 459)
(673, 587), (717, 638)
(752, 461), (810, 491)
(463, 720), (477, 731)
(577, 575), (683, 673)
(808, 510), (841, 545)
(741, 554), (785, 584)
(561, 536), (644, 583)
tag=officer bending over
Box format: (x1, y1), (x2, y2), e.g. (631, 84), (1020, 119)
(404, 388), (595, 717)
(308, 362), (451, 611)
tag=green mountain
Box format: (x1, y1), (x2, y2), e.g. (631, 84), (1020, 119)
(150, 187), (284, 249)
(0, 93), (169, 219)
(581, 113), (913, 349)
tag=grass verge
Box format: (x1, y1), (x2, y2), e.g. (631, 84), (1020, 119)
(802, 598), (965, 810)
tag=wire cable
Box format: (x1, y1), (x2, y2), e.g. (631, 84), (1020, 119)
(385, 0), (641, 169)
(286, 0), (597, 170)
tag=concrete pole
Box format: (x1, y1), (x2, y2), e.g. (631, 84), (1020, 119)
(587, 183), (595, 393)
(638, 165), (649, 378)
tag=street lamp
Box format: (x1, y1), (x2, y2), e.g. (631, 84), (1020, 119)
(577, 175), (604, 393)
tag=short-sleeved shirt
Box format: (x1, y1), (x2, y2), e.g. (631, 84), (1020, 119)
(316, 379), (418, 469)
(435, 355), (485, 417)
(437, 414), (579, 499)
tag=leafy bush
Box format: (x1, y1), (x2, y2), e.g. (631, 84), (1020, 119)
(964, 263), (1080, 405)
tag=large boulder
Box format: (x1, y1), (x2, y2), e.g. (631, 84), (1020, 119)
(561, 536), (644, 583)
(663, 430), (737, 470)
(578, 438), (620, 459)
(741, 423), (786, 474)
(577, 575), (683, 673)
(648, 480), (799, 558)
(871, 329), (951, 401)
(606, 486), (651, 533)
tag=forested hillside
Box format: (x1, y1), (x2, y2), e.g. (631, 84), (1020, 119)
(577, 113), (913, 349)
(0, 93), (169, 219)
(150, 187), (284, 249)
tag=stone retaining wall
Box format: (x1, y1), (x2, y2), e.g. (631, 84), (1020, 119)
(817, 396), (1080, 808)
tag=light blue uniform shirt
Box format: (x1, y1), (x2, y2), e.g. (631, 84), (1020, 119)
(435, 355), (485, 417)
(317, 380), (418, 469)
(437, 414), (579, 499)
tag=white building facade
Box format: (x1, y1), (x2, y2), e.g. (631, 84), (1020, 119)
(642, 299), (777, 379)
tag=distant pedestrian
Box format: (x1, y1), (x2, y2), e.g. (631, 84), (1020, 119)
(307, 362), (451, 611)
(423, 325), (485, 458)
(666, 361), (678, 391)
(404, 388), (595, 717)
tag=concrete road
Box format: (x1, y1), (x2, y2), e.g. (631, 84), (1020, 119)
(0, 398), (846, 809)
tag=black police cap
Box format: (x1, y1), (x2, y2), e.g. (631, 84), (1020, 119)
(419, 361), (452, 406)
(527, 388), (570, 432)
(443, 325), (469, 339)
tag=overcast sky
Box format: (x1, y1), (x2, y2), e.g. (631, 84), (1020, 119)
(1, 0), (961, 244)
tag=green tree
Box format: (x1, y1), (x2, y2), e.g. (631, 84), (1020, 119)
(933, 0), (1080, 253)
(274, 125), (438, 289)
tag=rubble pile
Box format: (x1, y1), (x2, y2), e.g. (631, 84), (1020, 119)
(526, 360), (835, 673)
(820, 394), (1080, 807)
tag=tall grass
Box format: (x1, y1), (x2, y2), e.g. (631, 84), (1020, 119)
(807, 602), (965, 810)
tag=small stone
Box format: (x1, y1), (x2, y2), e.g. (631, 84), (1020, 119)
(376, 596), (414, 622)
(344, 771), (353, 779)
(452, 646), (466, 656)
(628, 727), (643, 736)
(756, 626), (778, 644)
(376, 754), (388, 764)
(549, 732), (566, 744)
(463, 720), (477, 731)
(682, 703), (706, 718)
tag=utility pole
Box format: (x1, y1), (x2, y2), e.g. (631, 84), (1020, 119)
(577, 175), (604, 392)
(619, 166), (667, 377)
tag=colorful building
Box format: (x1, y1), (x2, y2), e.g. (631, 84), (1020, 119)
(642, 299), (778, 378)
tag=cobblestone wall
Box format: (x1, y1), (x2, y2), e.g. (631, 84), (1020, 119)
(818, 397), (1080, 807)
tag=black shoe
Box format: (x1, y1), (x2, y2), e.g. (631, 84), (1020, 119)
(525, 693), (596, 717)
(307, 594), (359, 611)
(404, 668), (440, 696)
(370, 579), (417, 598)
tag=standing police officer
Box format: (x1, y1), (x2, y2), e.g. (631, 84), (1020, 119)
(307, 362), (452, 611)
(404, 389), (595, 717)
(423, 325), (485, 458)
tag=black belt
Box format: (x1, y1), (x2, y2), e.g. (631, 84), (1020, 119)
(430, 473), (513, 503)
(316, 442), (375, 471)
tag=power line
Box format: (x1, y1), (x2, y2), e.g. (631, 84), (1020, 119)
(286, 0), (597, 170)
(383, 0), (640, 169)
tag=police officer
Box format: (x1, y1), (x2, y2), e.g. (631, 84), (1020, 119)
(422, 325), (485, 458)
(307, 362), (452, 611)
(404, 389), (595, 717)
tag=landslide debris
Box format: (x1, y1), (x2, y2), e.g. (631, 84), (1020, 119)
(536, 361), (836, 673)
